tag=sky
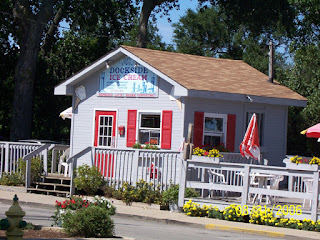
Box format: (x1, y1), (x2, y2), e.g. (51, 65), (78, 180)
(155, 0), (199, 44)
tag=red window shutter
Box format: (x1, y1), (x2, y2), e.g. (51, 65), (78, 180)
(193, 112), (204, 148)
(161, 110), (172, 149)
(126, 110), (137, 147)
(226, 114), (236, 152)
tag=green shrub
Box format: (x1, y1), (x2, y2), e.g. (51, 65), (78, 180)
(18, 156), (43, 183)
(74, 165), (104, 195)
(162, 184), (200, 205)
(162, 184), (179, 204)
(62, 206), (114, 238)
(0, 172), (24, 186)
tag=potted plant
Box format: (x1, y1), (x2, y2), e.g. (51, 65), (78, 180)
(283, 156), (320, 171)
(191, 147), (223, 163)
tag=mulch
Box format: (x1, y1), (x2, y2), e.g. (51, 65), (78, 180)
(0, 229), (71, 239)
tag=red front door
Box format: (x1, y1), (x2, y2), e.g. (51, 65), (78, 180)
(94, 111), (116, 177)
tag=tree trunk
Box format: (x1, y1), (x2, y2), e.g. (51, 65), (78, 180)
(136, 0), (157, 48)
(10, 23), (45, 141)
(10, 0), (56, 141)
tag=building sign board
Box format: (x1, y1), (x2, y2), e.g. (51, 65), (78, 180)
(99, 57), (157, 97)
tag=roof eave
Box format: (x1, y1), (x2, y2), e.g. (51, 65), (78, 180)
(188, 90), (307, 107)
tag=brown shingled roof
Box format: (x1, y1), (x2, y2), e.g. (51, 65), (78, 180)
(121, 45), (306, 101)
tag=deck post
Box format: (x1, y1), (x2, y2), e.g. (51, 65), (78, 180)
(310, 170), (320, 221)
(51, 149), (58, 173)
(25, 158), (31, 188)
(241, 165), (250, 206)
(4, 142), (9, 172)
(178, 159), (187, 208)
(43, 149), (48, 175)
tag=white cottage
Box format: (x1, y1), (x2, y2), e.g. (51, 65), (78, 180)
(54, 45), (307, 168)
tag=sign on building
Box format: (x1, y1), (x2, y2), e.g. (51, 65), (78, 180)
(99, 57), (158, 97)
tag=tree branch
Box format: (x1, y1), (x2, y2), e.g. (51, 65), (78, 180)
(41, 7), (63, 54)
(12, 0), (33, 32)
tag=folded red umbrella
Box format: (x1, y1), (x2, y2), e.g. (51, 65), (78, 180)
(240, 113), (260, 160)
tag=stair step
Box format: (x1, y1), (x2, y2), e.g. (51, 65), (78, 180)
(34, 182), (70, 188)
(27, 187), (69, 195)
(42, 174), (71, 181)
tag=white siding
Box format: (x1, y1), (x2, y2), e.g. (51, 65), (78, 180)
(183, 98), (288, 166)
(71, 66), (184, 166)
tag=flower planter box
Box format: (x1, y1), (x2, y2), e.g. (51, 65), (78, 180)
(283, 158), (320, 171)
(191, 155), (220, 164)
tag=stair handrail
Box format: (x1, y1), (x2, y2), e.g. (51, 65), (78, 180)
(23, 143), (54, 189)
(66, 146), (94, 196)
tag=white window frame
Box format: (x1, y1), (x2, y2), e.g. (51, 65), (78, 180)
(137, 111), (162, 146)
(97, 115), (114, 147)
(203, 113), (227, 147)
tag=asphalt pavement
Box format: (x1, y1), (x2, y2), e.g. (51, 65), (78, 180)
(0, 185), (320, 240)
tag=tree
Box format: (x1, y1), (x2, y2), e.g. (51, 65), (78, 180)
(8, 0), (136, 141)
(172, 7), (287, 76)
(136, 0), (179, 48)
(280, 44), (320, 156)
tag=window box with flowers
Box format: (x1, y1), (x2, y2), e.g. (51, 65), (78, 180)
(283, 156), (320, 171)
(191, 147), (223, 163)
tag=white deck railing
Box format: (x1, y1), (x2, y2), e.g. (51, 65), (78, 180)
(178, 157), (320, 221)
(0, 141), (42, 175)
(92, 147), (182, 191)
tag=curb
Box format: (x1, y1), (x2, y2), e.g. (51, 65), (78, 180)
(205, 223), (285, 238)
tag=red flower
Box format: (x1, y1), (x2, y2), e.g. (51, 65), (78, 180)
(71, 199), (75, 204)
(61, 204), (66, 209)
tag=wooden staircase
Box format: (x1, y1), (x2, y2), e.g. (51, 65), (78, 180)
(27, 173), (71, 197)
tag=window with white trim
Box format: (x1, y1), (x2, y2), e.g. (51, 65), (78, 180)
(203, 113), (227, 147)
(138, 113), (161, 145)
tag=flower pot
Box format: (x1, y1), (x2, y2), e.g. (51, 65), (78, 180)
(283, 158), (320, 171)
(191, 155), (220, 164)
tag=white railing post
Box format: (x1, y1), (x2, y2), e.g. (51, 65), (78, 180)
(178, 159), (188, 208)
(25, 158), (32, 188)
(310, 170), (320, 221)
(131, 150), (139, 186)
(241, 165), (250, 206)
(43, 149), (48, 175)
(51, 149), (57, 173)
(4, 142), (9, 172)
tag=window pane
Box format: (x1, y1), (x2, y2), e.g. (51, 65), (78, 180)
(204, 135), (221, 148)
(139, 130), (150, 144)
(100, 116), (104, 125)
(141, 115), (160, 128)
(108, 117), (112, 126)
(204, 117), (223, 132)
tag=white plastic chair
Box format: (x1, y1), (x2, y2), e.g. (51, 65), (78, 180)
(208, 169), (227, 198)
(302, 177), (313, 208)
(58, 148), (70, 177)
(266, 175), (284, 204)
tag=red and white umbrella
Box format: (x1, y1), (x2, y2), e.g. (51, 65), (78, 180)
(240, 113), (260, 160)
(301, 123), (320, 141)
(59, 107), (72, 120)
